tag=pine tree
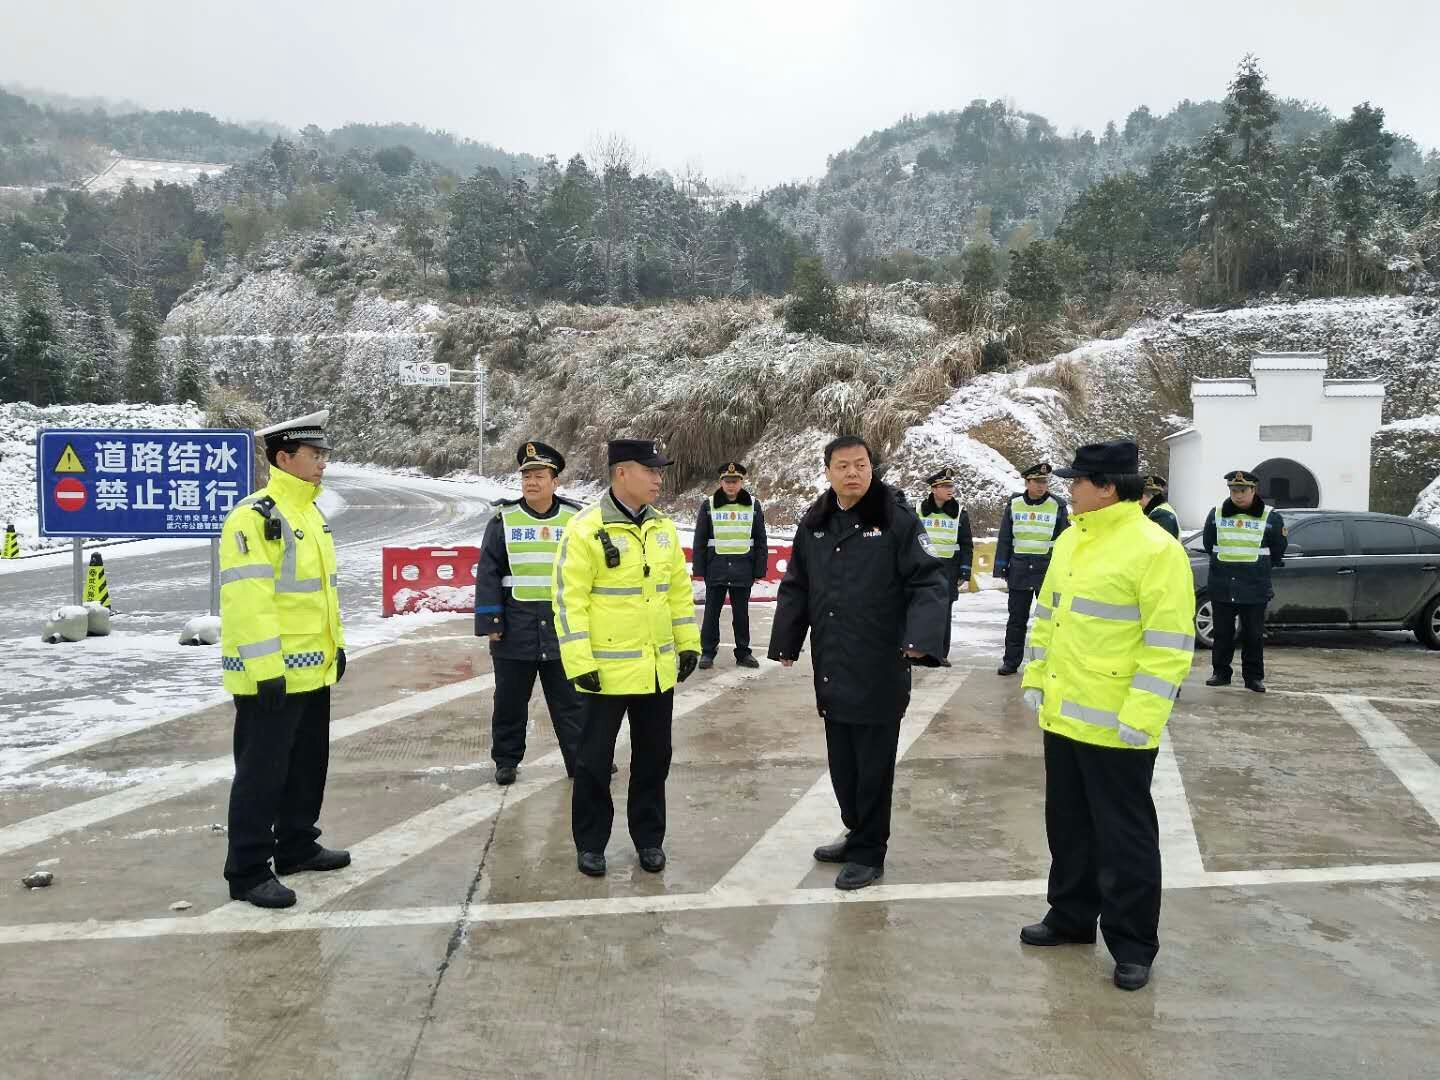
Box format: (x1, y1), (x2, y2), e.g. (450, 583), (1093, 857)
(14, 306), (64, 405)
(0, 318), (15, 403)
(784, 257), (840, 337)
(124, 287), (166, 404)
(444, 169), (508, 291)
(174, 322), (209, 406)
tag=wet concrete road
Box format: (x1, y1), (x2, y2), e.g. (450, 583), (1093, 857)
(1, 603), (1437, 1079)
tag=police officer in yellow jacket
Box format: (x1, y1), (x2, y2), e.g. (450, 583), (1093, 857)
(219, 410), (350, 909)
(554, 439), (702, 877)
(1017, 439), (1195, 991)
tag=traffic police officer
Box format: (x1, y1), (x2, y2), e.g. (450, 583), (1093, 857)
(994, 462), (1070, 675)
(555, 438), (702, 877)
(693, 461), (768, 670)
(1017, 439), (1196, 991)
(1202, 469), (1286, 693)
(1142, 474), (1181, 538)
(476, 441), (585, 784)
(219, 409), (350, 909)
(917, 466), (974, 664)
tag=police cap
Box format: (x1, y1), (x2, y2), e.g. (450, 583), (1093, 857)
(517, 440), (565, 474)
(1143, 473), (1167, 492)
(1053, 439), (1140, 478)
(719, 461), (747, 479)
(925, 466), (957, 487)
(1021, 462), (1052, 480)
(257, 409), (330, 451)
(608, 438), (673, 468)
(1225, 469), (1258, 488)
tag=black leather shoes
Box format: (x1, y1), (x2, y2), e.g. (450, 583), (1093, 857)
(736, 655), (760, 668)
(1114, 963), (1151, 990)
(813, 836), (849, 863)
(637, 847), (666, 872)
(698, 656), (714, 670)
(1245, 680), (1266, 693)
(997, 665), (1018, 677)
(276, 848), (351, 875)
(1019, 921), (1096, 946)
(577, 851), (607, 877)
(835, 862), (884, 890)
(1205, 674), (1231, 687)
(939, 659), (953, 667)
(230, 876), (297, 908)
(495, 765), (518, 785)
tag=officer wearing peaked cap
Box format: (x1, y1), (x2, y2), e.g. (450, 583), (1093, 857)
(917, 466), (974, 665)
(220, 408), (350, 910)
(475, 441), (586, 785)
(1202, 469), (1286, 693)
(994, 461), (1070, 675)
(554, 437), (702, 878)
(1141, 474), (1180, 539)
(693, 461), (768, 670)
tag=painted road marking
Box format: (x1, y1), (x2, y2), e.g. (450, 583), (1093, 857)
(1324, 694), (1440, 828)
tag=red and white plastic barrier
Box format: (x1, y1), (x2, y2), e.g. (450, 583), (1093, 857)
(381, 541), (793, 616)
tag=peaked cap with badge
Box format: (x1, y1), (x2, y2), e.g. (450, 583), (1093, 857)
(257, 409), (330, 451)
(607, 438), (673, 468)
(517, 440), (565, 474)
(1224, 469), (1258, 488)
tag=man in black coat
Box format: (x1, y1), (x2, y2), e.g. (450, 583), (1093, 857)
(916, 466), (975, 664)
(768, 435), (950, 891)
(475, 441), (586, 783)
(693, 461), (768, 670)
(1202, 469), (1287, 693)
(994, 462), (1070, 676)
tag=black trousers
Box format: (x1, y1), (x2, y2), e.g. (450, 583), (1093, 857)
(1211, 601), (1266, 683)
(700, 584), (753, 659)
(1003, 587), (1034, 668)
(1042, 731), (1161, 966)
(490, 657), (584, 775)
(224, 687), (331, 890)
(824, 717), (903, 867)
(571, 689), (674, 853)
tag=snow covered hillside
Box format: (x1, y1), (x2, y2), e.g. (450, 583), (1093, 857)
(0, 403), (202, 553)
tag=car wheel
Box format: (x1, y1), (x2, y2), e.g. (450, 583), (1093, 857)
(1194, 592), (1215, 650)
(1417, 594), (1440, 650)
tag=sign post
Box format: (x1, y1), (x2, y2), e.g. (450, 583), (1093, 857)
(398, 356), (487, 475)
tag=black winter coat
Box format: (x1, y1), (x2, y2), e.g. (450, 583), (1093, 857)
(1203, 497), (1287, 605)
(993, 491), (1070, 592)
(768, 481), (949, 725)
(474, 496), (583, 661)
(692, 488), (769, 587)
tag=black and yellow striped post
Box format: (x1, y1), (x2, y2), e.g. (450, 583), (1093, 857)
(84, 551), (112, 609)
(1, 523), (17, 559)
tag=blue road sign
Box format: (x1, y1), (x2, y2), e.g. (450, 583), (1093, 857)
(35, 428), (255, 539)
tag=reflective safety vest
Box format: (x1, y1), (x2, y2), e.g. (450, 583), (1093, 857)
(1215, 503), (1272, 563)
(708, 498), (754, 556)
(917, 503), (960, 559)
(1011, 495), (1061, 556)
(501, 502), (576, 602)
(219, 467), (344, 695)
(1020, 500), (1196, 751)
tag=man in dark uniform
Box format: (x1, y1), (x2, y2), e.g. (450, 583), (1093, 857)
(693, 461), (768, 670)
(769, 435), (949, 891)
(994, 462), (1070, 676)
(916, 466), (974, 665)
(1202, 469), (1286, 693)
(1141, 475), (1181, 538)
(475, 441), (586, 783)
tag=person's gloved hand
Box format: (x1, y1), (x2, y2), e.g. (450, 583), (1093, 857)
(256, 676), (287, 712)
(677, 650), (699, 682)
(336, 648), (347, 683)
(1023, 688), (1043, 712)
(574, 670), (602, 693)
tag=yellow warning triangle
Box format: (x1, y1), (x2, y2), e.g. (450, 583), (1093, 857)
(55, 443), (86, 473)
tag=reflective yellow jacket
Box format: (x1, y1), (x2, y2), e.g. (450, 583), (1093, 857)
(1021, 500), (1195, 749)
(553, 492), (701, 695)
(219, 467), (344, 695)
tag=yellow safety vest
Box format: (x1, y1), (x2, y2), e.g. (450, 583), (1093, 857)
(1011, 495), (1061, 556)
(553, 494), (701, 695)
(917, 503), (960, 559)
(219, 467), (344, 695)
(1020, 500), (1196, 750)
(1215, 503), (1271, 563)
(501, 502), (576, 602)
(709, 497), (755, 556)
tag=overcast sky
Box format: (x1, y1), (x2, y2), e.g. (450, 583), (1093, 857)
(4, 0), (1436, 186)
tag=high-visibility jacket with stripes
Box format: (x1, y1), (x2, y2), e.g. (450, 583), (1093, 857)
(501, 501), (577, 601)
(708, 497), (755, 556)
(1214, 502), (1271, 562)
(219, 467), (344, 695)
(1020, 500), (1195, 750)
(553, 492), (701, 695)
(1010, 495), (1062, 556)
(916, 502), (960, 559)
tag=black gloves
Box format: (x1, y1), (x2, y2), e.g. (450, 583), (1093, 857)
(677, 650), (700, 682)
(256, 676), (287, 712)
(574, 670), (602, 693)
(336, 648), (347, 682)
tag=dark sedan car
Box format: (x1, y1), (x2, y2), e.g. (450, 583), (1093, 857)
(1185, 509), (1440, 650)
